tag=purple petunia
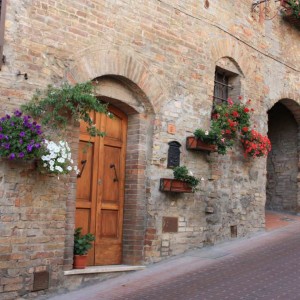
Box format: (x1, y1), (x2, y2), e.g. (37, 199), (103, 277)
(27, 144), (33, 152)
(0, 134), (4, 139)
(6, 114), (10, 119)
(9, 153), (15, 160)
(35, 143), (41, 149)
(4, 143), (10, 149)
(14, 110), (22, 117)
(19, 139), (23, 144)
(18, 152), (25, 158)
(0, 127), (2, 131)
(19, 132), (26, 137)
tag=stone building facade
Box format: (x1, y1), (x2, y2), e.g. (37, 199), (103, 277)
(0, 0), (299, 299)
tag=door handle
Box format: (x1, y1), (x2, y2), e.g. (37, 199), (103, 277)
(77, 160), (87, 178)
(110, 163), (119, 182)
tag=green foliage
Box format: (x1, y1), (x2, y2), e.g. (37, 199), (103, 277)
(286, 0), (300, 19)
(21, 81), (109, 137)
(74, 227), (95, 255)
(173, 166), (199, 191)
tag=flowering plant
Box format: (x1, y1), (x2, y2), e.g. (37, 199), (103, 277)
(194, 97), (251, 155)
(40, 140), (79, 175)
(282, 0), (300, 19)
(241, 130), (271, 158)
(0, 110), (44, 160)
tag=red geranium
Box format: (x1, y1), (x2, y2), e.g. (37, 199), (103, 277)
(241, 129), (271, 158)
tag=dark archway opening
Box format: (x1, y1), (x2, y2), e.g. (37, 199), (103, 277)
(266, 102), (298, 212)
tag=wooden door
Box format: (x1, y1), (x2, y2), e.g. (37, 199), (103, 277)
(75, 106), (127, 265)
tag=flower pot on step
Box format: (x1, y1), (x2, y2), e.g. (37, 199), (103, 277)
(73, 255), (88, 269)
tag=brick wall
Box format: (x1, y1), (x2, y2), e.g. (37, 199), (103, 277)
(0, 0), (300, 298)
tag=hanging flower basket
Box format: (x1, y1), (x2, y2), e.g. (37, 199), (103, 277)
(186, 136), (216, 152)
(159, 178), (193, 193)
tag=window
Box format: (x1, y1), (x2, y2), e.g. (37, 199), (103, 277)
(213, 69), (230, 105)
(0, 0), (7, 70)
(213, 65), (241, 106)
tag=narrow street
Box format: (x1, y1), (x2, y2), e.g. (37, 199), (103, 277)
(47, 211), (300, 300)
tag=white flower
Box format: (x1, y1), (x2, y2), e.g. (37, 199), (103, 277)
(67, 166), (72, 171)
(188, 171), (193, 176)
(55, 166), (63, 173)
(57, 157), (65, 163)
(49, 160), (54, 166)
(205, 131), (209, 135)
(43, 163), (47, 167)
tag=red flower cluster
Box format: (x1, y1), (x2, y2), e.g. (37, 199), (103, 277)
(241, 130), (271, 158)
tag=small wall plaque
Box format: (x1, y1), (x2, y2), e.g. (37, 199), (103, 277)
(167, 141), (181, 168)
(162, 217), (178, 233)
(32, 271), (49, 291)
(167, 124), (176, 134)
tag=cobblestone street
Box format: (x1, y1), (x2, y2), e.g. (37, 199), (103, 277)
(47, 212), (300, 300)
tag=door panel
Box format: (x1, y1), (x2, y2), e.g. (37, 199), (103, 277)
(102, 146), (121, 202)
(75, 106), (127, 266)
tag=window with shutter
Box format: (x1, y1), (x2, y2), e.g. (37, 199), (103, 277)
(0, 0), (7, 70)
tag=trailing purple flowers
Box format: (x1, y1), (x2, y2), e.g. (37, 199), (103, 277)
(0, 110), (44, 160)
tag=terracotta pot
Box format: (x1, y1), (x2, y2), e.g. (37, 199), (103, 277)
(159, 178), (193, 193)
(73, 255), (88, 269)
(186, 136), (216, 152)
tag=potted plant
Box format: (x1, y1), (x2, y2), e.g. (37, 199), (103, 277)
(186, 131), (217, 152)
(190, 97), (268, 156)
(187, 97), (271, 158)
(160, 166), (199, 193)
(73, 227), (95, 269)
(21, 81), (110, 138)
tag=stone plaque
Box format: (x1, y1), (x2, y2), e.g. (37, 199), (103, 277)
(32, 271), (49, 291)
(162, 217), (178, 233)
(167, 141), (181, 168)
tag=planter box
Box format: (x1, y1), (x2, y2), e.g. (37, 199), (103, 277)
(281, 1), (300, 28)
(159, 178), (193, 193)
(186, 136), (216, 152)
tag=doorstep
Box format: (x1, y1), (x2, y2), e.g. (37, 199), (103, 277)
(64, 265), (145, 276)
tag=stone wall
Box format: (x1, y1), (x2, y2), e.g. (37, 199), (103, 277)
(0, 0), (300, 298)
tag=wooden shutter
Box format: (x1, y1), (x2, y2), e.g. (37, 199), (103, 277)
(213, 70), (229, 105)
(0, 0), (7, 70)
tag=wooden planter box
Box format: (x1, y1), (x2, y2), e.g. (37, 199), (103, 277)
(159, 178), (193, 193)
(281, 1), (300, 28)
(186, 136), (216, 152)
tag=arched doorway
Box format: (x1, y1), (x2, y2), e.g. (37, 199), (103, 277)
(75, 76), (154, 266)
(266, 101), (299, 213)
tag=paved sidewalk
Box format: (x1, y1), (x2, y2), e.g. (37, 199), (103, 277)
(47, 213), (300, 300)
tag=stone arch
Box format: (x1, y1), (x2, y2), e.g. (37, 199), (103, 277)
(210, 38), (255, 77)
(66, 49), (166, 114)
(266, 98), (300, 213)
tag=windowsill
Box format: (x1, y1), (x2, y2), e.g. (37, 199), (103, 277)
(64, 265), (145, 276)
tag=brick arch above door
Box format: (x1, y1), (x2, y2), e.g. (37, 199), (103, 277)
(65, 49), (167, 114)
